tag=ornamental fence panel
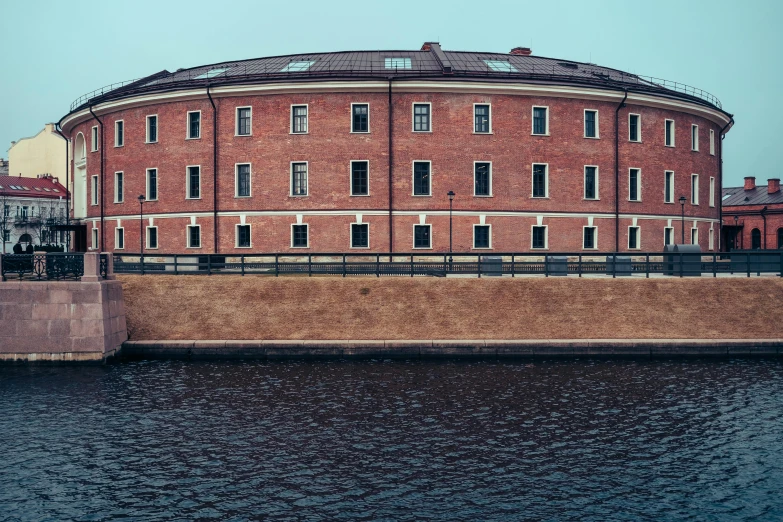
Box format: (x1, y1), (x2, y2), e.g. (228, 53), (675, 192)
(1, 253), (86, 281)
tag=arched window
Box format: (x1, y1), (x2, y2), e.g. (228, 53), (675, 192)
(751, 228), (762, 249)
(19, 233), (32, 243)
(778, 228), (783, 249)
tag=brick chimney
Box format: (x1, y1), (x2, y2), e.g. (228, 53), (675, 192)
(421, 42), (437, 51)
(769, 178), (781, 194)
(744, 176), (756, 190)
(510, 47), (532, 56)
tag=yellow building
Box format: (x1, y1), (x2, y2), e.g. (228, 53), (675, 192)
(8, 123), (67, 181)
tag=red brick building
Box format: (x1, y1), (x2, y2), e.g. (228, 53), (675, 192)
(722, 177), (783, 251)
(58, 43), (733, 254)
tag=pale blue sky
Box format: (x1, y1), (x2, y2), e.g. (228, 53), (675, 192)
(1, 0), (780, 186)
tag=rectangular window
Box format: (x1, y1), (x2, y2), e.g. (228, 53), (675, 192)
(187, 225), (201, 248)
(709, 129), (715, 155)
(292, 105), (308, 133)
(584, 166), (598, 199)
(292, 224), (308, 248)
(236, 224), (251, 248)
(664, 227), (674, 246)
(532, 226), (547, 249)
(351, 161), (369, 196)
(628, 226), (640, 249)
(291, 162), (308, 196)
(665, 119), (675, 147)
(474, 225), (491, 249)
(413, 103), (431, 132)
(3, 230), (10, 242)
(691, 174), (699, 205)
(629, 114), (640, 142)
(115, 120), (124, 147)
(91, 228), (98, 250)
(413, 224), (431, 249)
(187, 166), (200, 199)
(146, 168), (158, 201)
(709, 227), (714, 250)
(236, 163), (251, 197)
(146, 115), (158, 143)
(532, 106), (548, 135)
(115, 227), (124, 250)
(474, 104), (490, 133)
(351, 104), (369, 133)
(474, 162), (491, 196)
(91, 176), (98, 205)
(385, 57), (411, 69)
(413, 161), (431, 196)
(483, 60), (518, 72)
(351, 223), (369, 248)
(532, 164), (548, 198)
(665, 171), (674, 203)
(91, 126), (99, 151)
(236, 107), (252, 136)
(709, 177), (715, 207)
(691, 228), (699, 245)
(691, 125), (699, 151)
(114, 172), (123, 203)
(629, 168), (640, 201)
(584, 110), (598, 138)
(187, 111), (201, 139)
(583, 227), (597, 249)
(147, 226), (158, 249)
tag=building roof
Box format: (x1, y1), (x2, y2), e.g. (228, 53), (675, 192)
(0, 175), (68, 200)
(722, 186), (783, 207)
(64, 42), (728, 119)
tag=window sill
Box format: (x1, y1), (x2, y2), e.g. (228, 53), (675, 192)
(583, 198), (600, 201)
(473, 194), (493, 198)
(665, 144), (675, 148)
(185, 197), (202, 200)
(412, 247), (433, 250)
(235, 246), (252, 249)
(583, 136), (600, 140)
(629, 140), (642, 144)
(473, 131), (493, 135)
(291, 246), (310, 249)
(531, 133), (550, 137)
(582, 248), (599, 251)
(114, 145), (124, 148)
(235, 195), (252, 199)
(145, 141), (158, 145)
(185, 137), (201, 141)
(290, 132), (309, 135)
(531, 248), (549, 251)
(146, 198), (158, 202)
(349, 246), (370, 250)
(628, 199), (642, 203)
(473, 247), (493, 250)
(531, 196), (550, 199)
(145, 247), (159, 250)
(234, 134), (252, 137)
(412, 194), (432, 197)
(350, 194), (370, 197)
(186, 247), (202, 250)
(350, 131), (370, 134)
(289, 195), (309, 198)
(412, 130), (433, 134)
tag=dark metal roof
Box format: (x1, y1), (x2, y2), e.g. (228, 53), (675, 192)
(722, 185), (783, 207)
(64, 42), (728, 118)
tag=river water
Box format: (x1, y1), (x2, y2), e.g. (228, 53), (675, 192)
(1, 358), (782, 521)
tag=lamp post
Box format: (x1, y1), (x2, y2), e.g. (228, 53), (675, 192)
(447, 191), (455, 269)
(138, 195), (145, 273)
(679, 196), (687, 244)
(734, 215), (739, 251)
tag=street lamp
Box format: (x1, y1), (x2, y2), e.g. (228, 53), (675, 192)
(138, 195), (145, 273)
(447, 191), (455, 269)
(679, 196), (687, 244)
(734, 215), (739, 250)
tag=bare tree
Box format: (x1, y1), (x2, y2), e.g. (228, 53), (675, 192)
(0, 191), (10, 254)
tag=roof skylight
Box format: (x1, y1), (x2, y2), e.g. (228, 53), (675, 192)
(281, 61), (315, 72)
(385, 58), (411, 69)
(194, 67), (228, 79)
(53, 188), (60, 192)
(483, 60), (518, 73)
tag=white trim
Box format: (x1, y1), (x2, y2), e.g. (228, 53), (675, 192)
(290, 222), (309, 248)
(582, 225), (598, 250)
(350, 222), (370, 249)
(91, 126), (99, 152)
(412, 102), (432, 133)
(472, 223), (492, 249)
(290, 161), (309, 197)
(665, 119), (675, 147)
(412, 160), (432, 196)
(186, 165), (201, 200)
(235, 162), (252, 198)
(90, 227), (98, 250)
(709, 176), (715, 207)
(531, 105), (549, 136)
(290, 104), (309, 134)
(114, 120), (124, 147)
(186, 110), (202, 140)
(473, 161), (492, 197)
(186, 224), (202, 249)
(473, 103), (492, 134)
(412, 223), (432, 249)
(350, 102), (370, 133)
(691, 124), (699, 151)
(145, 114), (158, 143)
(709, 225), (714, 251)
(531, 224), (548, 250)
(584, 165), (599, 200)
(691, 227), (699, 245)
(583, 109), (599, 139)
(115, 227), (124, 250)
(691, 173), (700, 205)
(531, 163), (549, 198)
(114, 171), (123, 203)
(90, 175), (98, 206)
(664, 171), (675, 204)
(349, 160), (370, 196)
(628, 113), (641, 142)
(628, 226), (641, 250)
(146, 168), (158, 201)
(709, 129), (715, 155)
(628, 168), (641, 202)
(235, 106), (252, 136)
(235, 223), (252, 248)
(146, 226), (159, 249)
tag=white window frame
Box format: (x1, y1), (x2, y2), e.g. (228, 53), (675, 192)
(186, 165), (201, 200)
(709, 227), (714, 250)
(146, 114), (158, 143)
(531, 163), (549, 198)
(691, 124), (699, 151)
(472, 224), (492, 250)
(411, 160), (432, 197)
(664, 171), (675, 204)
(236, 224), (252, 249)
(290, 104), (309, 134)
(91, 126), (99, 152)
(709, 177), (715, 207)
(186, 225), (201, 249)
(114, 171), (123, 203)
(146, 226), (159, 250)
(628, 168), (641, 202)
(665, 119), (675, 147)
(664, 227), (674, 247)
(91, 227), (98, 250)
(530, 225), (548, 250)
(235, 163), (252, 198)
(584, 165), (599, 200)
(709, 129), (715, 155)
(691, 227), (699, 245)
(115, 227), (124, 250)
(350, 103), (370, 133)
(186, 111), (202, 140)
(91, 175), (98, 206)
(114, 120), (124, 147)
(290, 223), (309, 248)
(412, 224), (432, 249)
(582, 226), (598, 250)
(584, 109), (599, 139)
(411, 102), (432, 133)
(473, 103), (492, 134)
(290, 161), (309, 197)
(531, 106), (549, 136)
(350, 222), (370, 249)
(473, 161), (492, 197)
(691, 174), (699, 205)
(628, 113), (641, 142)
(349, 160), (370, 197)
(146, 168), (158, 201)
(628, 226), (641, 250)
(235, 106), (252, 136)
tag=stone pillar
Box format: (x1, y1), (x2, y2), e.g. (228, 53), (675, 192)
(103, 252), (116, 280)
(82, 252), (101, 283)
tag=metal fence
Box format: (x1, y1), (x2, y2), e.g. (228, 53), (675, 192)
(0, 253), (110, 281)
(112, 252), (783, 278)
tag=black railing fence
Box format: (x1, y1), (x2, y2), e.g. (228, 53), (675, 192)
(110, 251), (783, 278)
(1, 253), (85, 281)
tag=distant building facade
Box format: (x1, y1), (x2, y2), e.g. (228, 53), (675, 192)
(722, 177), (783, 250)
(8, 123), (67, 180)
(0, 175), (69, 253)
(0, 159), (8, 176)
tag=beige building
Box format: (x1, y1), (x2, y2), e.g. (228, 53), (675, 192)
(8, 123), (67, 181)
